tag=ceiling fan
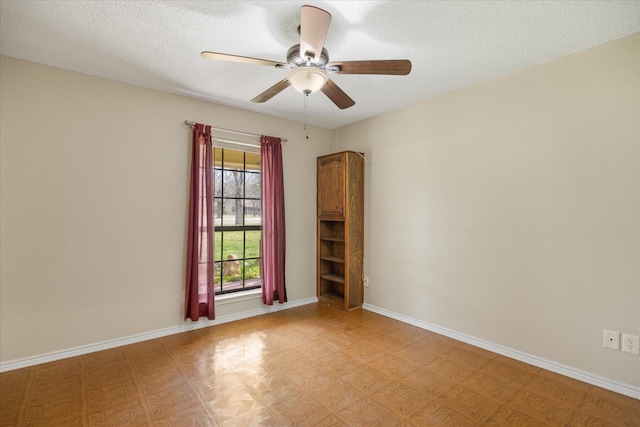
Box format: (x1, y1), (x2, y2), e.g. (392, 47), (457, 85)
(201, 5), (412, 109)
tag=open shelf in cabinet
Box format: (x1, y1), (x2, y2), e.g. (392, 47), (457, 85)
(319, 220), (345, 241)
(318, 277), (345, 308)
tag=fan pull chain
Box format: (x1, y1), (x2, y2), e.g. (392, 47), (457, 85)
(304, 93), (309, 139)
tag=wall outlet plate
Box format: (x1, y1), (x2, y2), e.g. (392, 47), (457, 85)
(622, 333), (639, 355)
(603, 329), (620, 350)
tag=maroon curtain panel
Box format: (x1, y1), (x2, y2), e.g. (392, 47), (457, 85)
(260, 135), (287, 305)
(184, 123), (215, 320)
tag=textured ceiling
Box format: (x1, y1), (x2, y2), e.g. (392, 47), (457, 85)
(1, 1), (638, 129)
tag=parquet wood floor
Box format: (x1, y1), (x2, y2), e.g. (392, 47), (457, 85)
(1, 303), (638, 426)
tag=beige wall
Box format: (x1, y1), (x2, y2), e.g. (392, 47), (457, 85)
(2, 33), (639, 391)
(333, 33), (640, 388)
(0, 56), (330, 362)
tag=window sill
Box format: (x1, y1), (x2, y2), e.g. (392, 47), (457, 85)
(215, 288), (262, 305)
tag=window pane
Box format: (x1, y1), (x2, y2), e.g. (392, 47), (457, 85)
(245, 200), (261, 226)
(221, 255), (241, 278)
(222, 199), (244, 226)
(223, 170), (244, 198)
(214, 168), (222, 197)
(214, 231), (222, 262)
(214, 199), (222, 227)
(222, 231), (244, 259)
(214, 261), (221, 285)
(220, 273), (239, 292)
(245, 152), (260, 172)
(245, 230), (261, 258)
(244, 259), (261, 283)
(245, 172), (261, 198)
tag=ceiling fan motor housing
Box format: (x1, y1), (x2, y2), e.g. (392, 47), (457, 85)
(287, 44), (329, 68)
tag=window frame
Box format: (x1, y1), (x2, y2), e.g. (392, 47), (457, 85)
(213, 147), (262, 295)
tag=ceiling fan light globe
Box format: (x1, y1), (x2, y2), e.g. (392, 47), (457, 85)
(287, 67), (327, 95)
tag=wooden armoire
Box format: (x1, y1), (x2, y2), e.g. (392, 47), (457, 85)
(316, 151), (364, 311)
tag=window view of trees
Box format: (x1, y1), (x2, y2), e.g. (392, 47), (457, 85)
(213, 147), (262, 294)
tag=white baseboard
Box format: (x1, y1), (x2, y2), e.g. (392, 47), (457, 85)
(0, 296), (318, 373)
(4, 297), (637, 400)
(363, 303), (640, 400)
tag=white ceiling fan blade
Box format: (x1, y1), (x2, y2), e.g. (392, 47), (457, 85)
(299, 5), (331, 62)
(201, 51), (286, 68)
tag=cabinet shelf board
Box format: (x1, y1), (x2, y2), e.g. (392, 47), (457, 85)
(321, 256), (345, 263)
(320, 274), (345, 284)
(320, 237), (345, 242)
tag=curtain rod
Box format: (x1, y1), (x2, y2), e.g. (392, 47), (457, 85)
(184, 120), (288, 142)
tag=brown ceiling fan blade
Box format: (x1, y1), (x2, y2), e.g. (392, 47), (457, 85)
(326, 60), (412, 75)
(251, 79), (291, 103)
(321, 79), (355, 109)
(201, 51), (287, 68)
(300, 5), (331, 62)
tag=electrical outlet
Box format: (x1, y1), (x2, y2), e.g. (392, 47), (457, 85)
(363, 276), (369, 287)
(603, 329), (620, 350)
(622, 333), (639, 355)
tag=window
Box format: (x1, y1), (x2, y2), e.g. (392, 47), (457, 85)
(213, 147), (262, 294)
